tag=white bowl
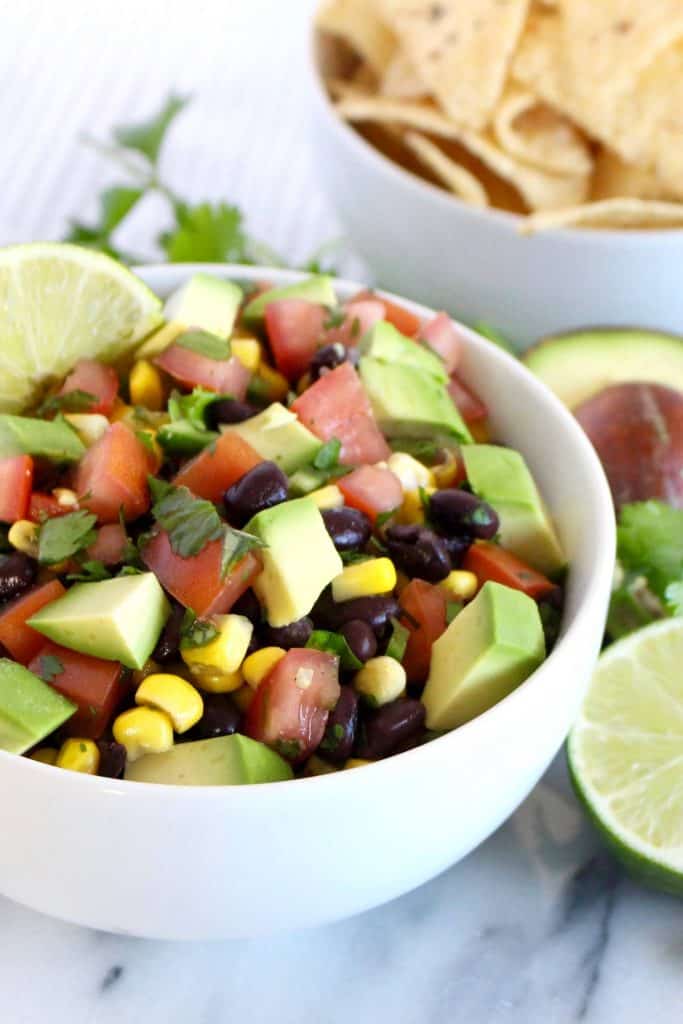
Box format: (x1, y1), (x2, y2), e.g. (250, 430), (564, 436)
(0, 265), (615, 940)
(309, 33), (683, 348)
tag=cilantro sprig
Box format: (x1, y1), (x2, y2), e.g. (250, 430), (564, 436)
(37, 511), (97, 565)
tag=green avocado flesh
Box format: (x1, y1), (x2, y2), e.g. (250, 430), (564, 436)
(523, 329), (683, 409)
(361, 321), (448, 383)
(422, 581), (545, 730)
(221, 402), (321, 473)
(0, 414), (85, 461)
(242, 275), (337, 325)
(0, 659), (76, 754)
(125, 733), (293, 786)
(164, 273), (243, 339)
(28, 572), (170, 670)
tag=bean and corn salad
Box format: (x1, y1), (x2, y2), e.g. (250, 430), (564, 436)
(0, 274), (564, 784)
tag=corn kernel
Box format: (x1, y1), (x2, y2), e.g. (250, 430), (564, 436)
(56, 738), (100, 775)
(113, 707), (174, 762)
(396, 489), (426, 526)
(181, 614), (253, 691)
(387, 452), (435, 491)
(135, 320), (186, 360)
(257, 363), (289, 402)
(470, 420), (491, 444)
(130, 359), (165, 411)
(30, 747), (59, 765)
(308, 484), (344, 510)
(110, 399), (134, 423)
(432, 451), (462, 489)
(8, 520), (39, 557)
(135, 673), (204, 734)
(63, 413), (110, 447)
(440, 570), (479, 602)
(345, 758), (372, 770)
(231, 684), (255, 713)
(54, 488), (78, 508)
(305, 755), (338, 776)
(242, 646), (286, 689)
(332, 558), (397, 603)
(231, 338), (262, 372)
(353, 656), (406, 707)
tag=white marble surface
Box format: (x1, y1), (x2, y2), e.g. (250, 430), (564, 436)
(0, 2), (682, 1021)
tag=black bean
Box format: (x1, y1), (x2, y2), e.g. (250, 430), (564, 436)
(429, 489), (499, 540)
(310, 343), (348, 381)
(0, 552), (37, 602)
(152, 601), (185, 664)
(340, 619), (377, 663)
(206, 398), (256, 429)
(231, 588), (263, 624)
(188, 694), (241, 740)
(314, 591), (400, 637)
(355, 698), (426, 760)
(318, 686), (359, 763)
(261, 616), (313, 648)
(385, 525), (452, 582)
(442, 534), (472, 567)
(96, 741), (127, 780)
(223, 461), (288, 526)
(321, 507), (372, 551)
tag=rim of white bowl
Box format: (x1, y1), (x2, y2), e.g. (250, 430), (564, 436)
(0, 263), (616, 799)
(307, 25), (683, 246)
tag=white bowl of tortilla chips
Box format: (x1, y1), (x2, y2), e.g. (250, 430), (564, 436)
(311, 0), (683, 346)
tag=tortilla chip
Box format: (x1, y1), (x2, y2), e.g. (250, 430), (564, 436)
(377, 0), (531, 130)
(521, 198), (683, 235)
(492, 82), (593, 177)
(335, 94), (590, 211)
(381, 52), (428, 100)
(591, 149), (674, 202)
(401, 131), (489, 207)
(317, 0), (396, 76)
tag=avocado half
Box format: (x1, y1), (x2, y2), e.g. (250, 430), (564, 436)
(523, 328), (683, 409)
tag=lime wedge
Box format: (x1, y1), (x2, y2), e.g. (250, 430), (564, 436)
(0, 243), (162, 412)
(568, 617), (683, 895)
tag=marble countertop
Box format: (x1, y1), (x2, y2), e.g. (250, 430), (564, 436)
(0, 2), (681, 1020)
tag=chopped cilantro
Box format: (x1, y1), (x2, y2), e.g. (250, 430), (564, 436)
(175, 329), (231, 361)
(323, 307), (346, 330)
(38, 511), (97, 565)
(113, 93), (189, 165)
(67, 559), (112, 582)
(179, 608), (219, 649)
(150, 480), (224, 558)
(221, 526), (266, 578)
(306, 629), (362, 670)
(375, 508), (397, 528)
(313, 438), (342, 472)
(275, 738), (301, 761)
(36, 389), (99, 417)
(445, 601), (463, 624)
(319, 721), (346, 753)
(388, 438), (441, 464)
(38, 653), (64, 683)
(385, 618), (410, 662)
(617, 501), (683, 601)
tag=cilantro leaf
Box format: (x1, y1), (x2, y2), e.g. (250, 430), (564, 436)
(388, 438), (441, 464)
(37, 653), (64, 683)
(98, 186), (144, 233)
(221, 526), (266, 578)
(113, 93), (189, 165)
(67, 560), (112, 582)
(176, 330), (231, 361)
(38, 511), (98, 565)
(323, 308), (346, 330)
(617, 501), (683, 601)
(375, 508), (398, 528)
(445, 601), (463, 624)
(168, 388), (220, 429)
(306, 629), (362, 670)
(313, 438), (342, 472)
(179, 608), (219, 650)
(385, 617), (410, 662)
(150, 482), (224, 558)
(161, 202), (248, 263)
(156, 388), (220, 455)
(36, 389), (98, 417)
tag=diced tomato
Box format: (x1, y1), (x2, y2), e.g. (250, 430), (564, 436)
(448, 374), (488, 423)
(28, 642), (126, 739)
(141, 530), (262, 617)
(0, 579), (66, 665)
(350, 290), (421, 337)
(155, 344), (250, 398)
(264, 300), (326, 381)
(245, 648), (340, 763)
(323, 299), (385, 347)
(420, 313), (463, 374)
(291, 362), (390, 466)
(86, 523), (128, 566)
(58, 359), (119, 416)
(75, 423), (150, 523)
(28, 492), (72, 523)
(173, 433), (262, 503)
(463, 542), (556, 599)
(338, 465), (403, 523)
(399, 580), (448, 685)
(0, 455), (33, 523)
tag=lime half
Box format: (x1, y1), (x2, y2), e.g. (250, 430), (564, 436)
(0, 243), (162, 412)
(568, 617), (683, 895)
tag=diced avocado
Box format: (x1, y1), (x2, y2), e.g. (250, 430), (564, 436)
(221, 402), (321, 473)
(423, 581), (545, 730)
(361, 321), (447, 383)
(135, 275), (243, 359)
(463, 445), (565, 575)
(359, 357), (472, 444)
(288, 465), (327, 496)
(246, 497), (343, 627)
(125, 733), (293, 786)
(28, 572), (170, 670)
(523, 328), (683, 410)
(0, 658), (76, 754)
(0, 414), (85, 462)
(242, 275), (337, 325)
